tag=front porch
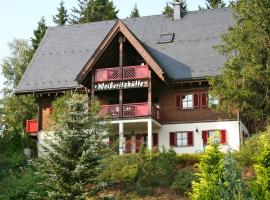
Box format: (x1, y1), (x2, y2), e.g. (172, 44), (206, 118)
(109, 118), (162, 154)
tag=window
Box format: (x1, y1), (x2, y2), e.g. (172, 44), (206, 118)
(202, 130), (226, 145)
(158, 33), (174, 44)
(177, 132), (188, 146)
(182, 94), (193, 109)
(170, 131), (193, 147)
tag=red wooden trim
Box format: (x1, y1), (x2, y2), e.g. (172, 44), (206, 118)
(202, 131), (208, 145)
(169, 132), (176, 146)
(187, 131), (194, 146)
(193, 93), (200, 108)
(175, 94), (182, 108)
(220, 129), (227, 144)
(200, 92), (208, 108)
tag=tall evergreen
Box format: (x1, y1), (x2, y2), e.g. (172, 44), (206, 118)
(70, 0), (118, 24)
(31, 17), (47, 50)
(205, 0), (226, 9)
(209, 0), (270, 132)
(162, 0), (187, 17)
(35, 94), (110, 198)
(219, 152), (251, 199)
(129, 4), (140, 18)
(53, 1), (68, 26)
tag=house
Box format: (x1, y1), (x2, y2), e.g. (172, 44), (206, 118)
(16, 4), (249, 154)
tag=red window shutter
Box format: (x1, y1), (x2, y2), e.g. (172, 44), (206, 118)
(193, 93), (200, 108)
(201, 92), (208, 108)
(220, 130), (227, 144)
(170, 132), (176, 146)
(153, 133), (158, 146)
(202, 131), (208, 145)
(187, 131), (193, 146)
(176, 94), (182, 108)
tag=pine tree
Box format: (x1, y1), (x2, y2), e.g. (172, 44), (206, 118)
(219, 152), (251, 200)
(70, 0), (118, 24)
(129, 4), (140, 18)
(53, 1), (68, 26)
(190, 142), (223, 200)
(31, 17), (47, 50)
(36, 94), (110, 199)
(209, 0), (270, 132)
(205, 0), (226, 9)
(162, 0), (187, 17)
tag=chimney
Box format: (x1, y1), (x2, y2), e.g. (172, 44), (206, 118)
(173, 2), (181, 20)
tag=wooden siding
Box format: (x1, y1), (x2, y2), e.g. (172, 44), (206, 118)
(38, 97), (54, 131)
(160, 87), (232, 124)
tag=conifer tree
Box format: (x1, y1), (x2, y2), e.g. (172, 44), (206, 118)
(219, 152), (251, 200)
(205, 0), (226, 9)
(162, 0), (187, 17)
(53, 1), (68, 26)
(70, 0), (118, 24)
(190, 143), (223, 200)
(36, 94), (110, 199)
(31, 17), (47, 50)
(209, 0), (270, 132)
(129, 4), (140, 18)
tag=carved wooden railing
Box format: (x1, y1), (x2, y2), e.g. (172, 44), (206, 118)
(99, 103), (162, 123)
(94, 65), (149, 82)
(122, 102), (148, 118)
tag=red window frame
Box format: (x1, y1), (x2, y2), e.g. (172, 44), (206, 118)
(175, 92), (209, 109)
(170, 131), (193, 147)
(202, 129), (227, 145)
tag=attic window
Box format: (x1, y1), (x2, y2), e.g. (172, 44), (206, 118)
(158, 33), (174, 44)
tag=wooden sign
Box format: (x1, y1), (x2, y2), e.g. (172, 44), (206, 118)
(94, 80), (148, 90)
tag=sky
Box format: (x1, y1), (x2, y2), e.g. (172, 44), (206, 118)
(0, 0), (230, 95)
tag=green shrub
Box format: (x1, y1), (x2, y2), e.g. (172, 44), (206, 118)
(190, 142), (223, 200)
(171, 169), (197, 195)
(235, 131), (270, 167)
(136, 146), (178, 187)
(250, 142), (270, 199)
(0, 166), (44, 200)
(99, 154), (139, 187)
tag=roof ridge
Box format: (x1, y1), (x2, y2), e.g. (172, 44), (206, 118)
(47, 7), (231, 30)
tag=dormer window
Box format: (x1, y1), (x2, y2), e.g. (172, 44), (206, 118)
(158, 33), (174, 44)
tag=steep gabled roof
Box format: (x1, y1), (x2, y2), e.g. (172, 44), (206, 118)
(15, 8), (233, 94)
(77, 20), (164, 83)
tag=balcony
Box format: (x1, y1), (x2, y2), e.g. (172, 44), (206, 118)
(94, 65), (149, 82)
(26, 119), (38, 134)
(99, 102), (161, 122)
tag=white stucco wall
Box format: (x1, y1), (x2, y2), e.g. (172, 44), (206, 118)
(37, 120), (246, 155)
(158, 120), (242, 154)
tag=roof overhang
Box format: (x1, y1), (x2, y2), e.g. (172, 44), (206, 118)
(76, 20), (165, 84)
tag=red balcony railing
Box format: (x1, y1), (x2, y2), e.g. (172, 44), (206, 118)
(99, 103), (161, 122)
(94, 65), (149, 82)
(123, 65), (149, 80)
(152, 105), (162, 121)
(26, 119), (38, 134)
(123, 103), (148, 117)
(99, 104), (120, 118)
